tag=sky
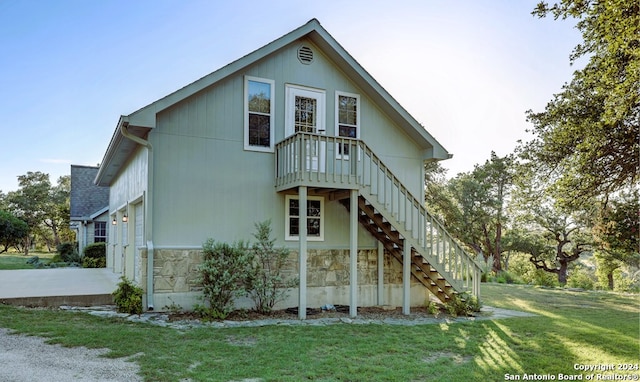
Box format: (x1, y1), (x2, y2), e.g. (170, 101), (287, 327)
(0, 0), (582, 193)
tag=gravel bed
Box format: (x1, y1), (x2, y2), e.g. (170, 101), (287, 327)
(0, 328), (142, 382)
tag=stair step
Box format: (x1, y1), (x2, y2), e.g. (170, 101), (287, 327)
(339, 194), (467, 304)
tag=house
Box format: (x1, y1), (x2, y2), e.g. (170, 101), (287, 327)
(70, 165), (110, 254)
(95, 19), (481, 318)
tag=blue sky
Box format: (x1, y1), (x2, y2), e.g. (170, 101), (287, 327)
(0, 0), (581, 192)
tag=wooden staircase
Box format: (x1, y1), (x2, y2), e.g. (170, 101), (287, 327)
(275, 132), (482, 303)
(340, 196), (456, 302)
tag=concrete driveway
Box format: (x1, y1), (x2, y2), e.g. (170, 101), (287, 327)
(0, 268), (120, 306)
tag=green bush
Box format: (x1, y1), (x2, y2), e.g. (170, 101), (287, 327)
(82, 257), (106, 268)
(506, 253), (559, 287)
(57, 242), (80, 263)
(494, 270), (522, 284)
(566, 266), (596, 290)
(196, 239), (253, 319)
(444, 292), (482, 317)
(246, 220), (298, 314)
(532, 269), (559, 287)
(113, 276), (143, 315)
(82, 243), (106, 268)
(83, 243), (106, 258)
(426, 301), (441, 317)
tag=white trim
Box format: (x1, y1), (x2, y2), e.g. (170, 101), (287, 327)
(335, 91), (360, 160)
(93, 220), (108, 243)
(244, 76), (275, 152)
(129, 193), (144, 205)
(89, 206), (109, 220)
(285, 194), (324, 241)
(285, 84), (326, 137)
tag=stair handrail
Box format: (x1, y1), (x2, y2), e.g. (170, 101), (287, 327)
(353, 139), (483, 295)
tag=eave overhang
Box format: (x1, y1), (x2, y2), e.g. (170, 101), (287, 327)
(94, 116), (151, 186)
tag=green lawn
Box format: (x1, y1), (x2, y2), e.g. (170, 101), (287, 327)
(0, 284), (637, 381)
(0, 252), (55, 270)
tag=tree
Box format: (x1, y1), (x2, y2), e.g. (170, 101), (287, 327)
(7, 172), (51, 255)
(527, 208), (591, 285)
(591, 189), (640, 289)
(5, 172), (71, 253)
(0, 191), (7, 210)
(442, 153), (515, 273)
(523, 0), (639, 208)
(43, 175), (72, 248)
(511, 160), (592, 286)
(0, 210), (29, 253)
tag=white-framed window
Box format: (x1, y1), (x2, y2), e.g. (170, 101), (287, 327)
(285, 195), (324, 241)
(335, 91), (360, 159)
(94, 221), (107, 243)
(244, 76), (275, 152)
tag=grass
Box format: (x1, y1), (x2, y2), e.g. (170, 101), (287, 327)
(0, 284), (638, 381)
(0, 251), (55, 270)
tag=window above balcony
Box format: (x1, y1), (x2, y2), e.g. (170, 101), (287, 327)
(244, 76), (275, 152)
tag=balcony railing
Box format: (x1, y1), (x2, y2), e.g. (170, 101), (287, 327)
(275, 132), (361, 191)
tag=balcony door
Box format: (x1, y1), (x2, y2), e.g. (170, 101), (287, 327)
(285, 85), (326, 172)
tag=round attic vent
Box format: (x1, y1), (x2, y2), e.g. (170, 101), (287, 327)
(297, 45), (314, 64)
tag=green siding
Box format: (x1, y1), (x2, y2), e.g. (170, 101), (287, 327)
(149, 38), (424, 248)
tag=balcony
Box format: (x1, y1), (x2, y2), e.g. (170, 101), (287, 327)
(275, 132), (361, 193)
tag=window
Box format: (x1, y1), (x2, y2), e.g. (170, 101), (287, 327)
(94, 221), (107, 243)
(285, 85), (326, 137)
(244, 76), (275, 151)
(285, 195), (324, 241)
(335, 92), (360, 158)
(294, 96), (318, 133)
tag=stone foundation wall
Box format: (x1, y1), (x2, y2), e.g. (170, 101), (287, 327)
(139, 247), (425, 310)
(139, 248), (203, 294)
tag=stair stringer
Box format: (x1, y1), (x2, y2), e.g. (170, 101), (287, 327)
(358, 186), (465, 300)
(341, 196), (455, 302)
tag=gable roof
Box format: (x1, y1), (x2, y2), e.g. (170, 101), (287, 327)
(70, 165), (110, 220)
(96, 18), (450, 186)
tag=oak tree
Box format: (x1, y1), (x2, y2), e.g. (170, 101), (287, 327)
(523, 0), (639, 208)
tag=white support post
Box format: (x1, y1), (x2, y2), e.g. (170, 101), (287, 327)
(349, 189), (358, 318)
(402, 239), (411, 315)
(298, 186), (307, 320)
(377, 240), (384, 306)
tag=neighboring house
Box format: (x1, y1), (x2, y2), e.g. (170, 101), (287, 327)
(95, 19), (481, 317)
(70, 165), (110, 254)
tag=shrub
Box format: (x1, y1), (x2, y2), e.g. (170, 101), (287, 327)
(426, 301), (441, 317)
(26, 256), (44, 268)
(113, 276), (143, 315)
(57, 242), (80, 263)
(494, 270), (522, 284)
(82, 243), (106, 268)
(196, 239), (253, 319)
(82, 257), (106, 268)
(532, 269), (559, 287)
(508, 253), (559, 287)
(444, 292), (482, 317)
(246, 220), (298, 314)
(83, 243), (106, 258)
(566, 266), (596, 290)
